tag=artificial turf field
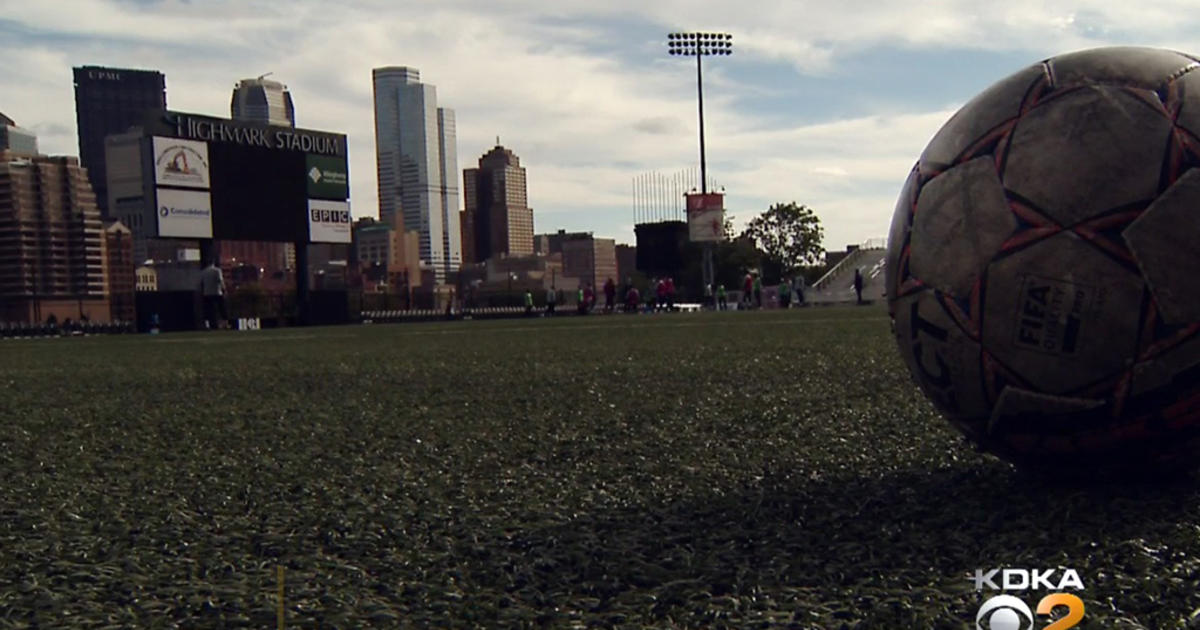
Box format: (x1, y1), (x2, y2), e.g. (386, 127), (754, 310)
(2, 306), (1199, 628)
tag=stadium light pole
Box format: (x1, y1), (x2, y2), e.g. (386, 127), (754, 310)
(668, 31), (732, 304)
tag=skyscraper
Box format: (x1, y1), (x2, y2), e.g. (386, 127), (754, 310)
(230, 75), (296, 127)
(463, 143), (533, 263)
(73, 65), (167, 218)
(372, 66), (461, 282)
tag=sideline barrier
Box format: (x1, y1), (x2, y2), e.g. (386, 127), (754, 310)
(359, 303), (719, 324)
(0, 320), (136, 339)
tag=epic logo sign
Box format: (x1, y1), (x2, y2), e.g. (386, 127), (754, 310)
(971, 569), (1085, 630)
(306, 199), (351, 244)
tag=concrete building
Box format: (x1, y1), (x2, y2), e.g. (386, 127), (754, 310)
(230, 74), (295, 127)
(534, 229), (591, 256)
(462, 143), (533, 263)
(103, 220), (135, 322)
(372, 66), (461, 282)
(142, 260), (201, 292)
(486, 253), (568, 290)
(616, 244), (637, 283)
(220, 241), (292, 277)
(73, 65), (167, 218)
(459, 209), (475, 266)
(352, 217), (422, 292)
(0, 151), (108, 322)
(135, 266), (157, 291)
(561, 237), (617, 290)
(0, 113), (37, 156)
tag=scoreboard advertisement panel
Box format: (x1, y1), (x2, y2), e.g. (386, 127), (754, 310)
(307, 199), (352, 243)
(152, 137), (210, 189)
(155, 188), (213, 238)
(143, 110), (350, 243)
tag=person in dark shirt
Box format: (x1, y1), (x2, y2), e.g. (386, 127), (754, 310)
(200, 261), (227, 330)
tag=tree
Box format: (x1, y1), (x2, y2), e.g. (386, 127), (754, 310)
(714, 234), (761, 290)
(741, 202), (825, 275)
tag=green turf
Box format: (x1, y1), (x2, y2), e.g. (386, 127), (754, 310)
(1, 307), (1198, 628)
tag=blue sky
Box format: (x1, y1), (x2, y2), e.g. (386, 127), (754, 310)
(2, 0), (1200, 251)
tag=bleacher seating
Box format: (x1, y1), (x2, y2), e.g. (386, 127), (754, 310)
(809, 247), (887, 305)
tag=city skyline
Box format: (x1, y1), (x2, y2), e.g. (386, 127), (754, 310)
(6, 2), (1200, 250)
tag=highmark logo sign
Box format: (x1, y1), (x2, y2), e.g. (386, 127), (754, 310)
(306, 154), (348, 199)
(971, 568), (1085, 630)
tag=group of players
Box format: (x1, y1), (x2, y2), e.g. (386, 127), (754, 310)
(527, 277), (678, 316)
(523, 271), (823, 316)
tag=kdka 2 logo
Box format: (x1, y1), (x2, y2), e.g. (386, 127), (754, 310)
(971, 568), (1085, 630)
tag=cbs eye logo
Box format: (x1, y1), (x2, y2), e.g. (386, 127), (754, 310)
(976, 593), (1085, 630)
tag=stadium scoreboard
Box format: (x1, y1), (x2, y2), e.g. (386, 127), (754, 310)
(130, 110), (351, 244)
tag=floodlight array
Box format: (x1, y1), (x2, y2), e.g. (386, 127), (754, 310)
(667, 32), (734, 56)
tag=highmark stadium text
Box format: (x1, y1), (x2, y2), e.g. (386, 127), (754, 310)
(167, 113), (345, 156)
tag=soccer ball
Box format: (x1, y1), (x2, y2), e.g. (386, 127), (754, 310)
(887, 46), (1200, 474)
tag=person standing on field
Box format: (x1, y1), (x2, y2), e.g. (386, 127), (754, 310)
(753, 274), (763, 309)
(604, 278), (616, 314)
(716, 284), (727, 311)
(524, 289), (534, 316)
(778, 280), (791, 309)
(200, 260), (227, 330)
(854, 268), (865, 305)
(546, 285), (558, 316)
(742, 272), (753, 309)
(625, 285), (640, 313)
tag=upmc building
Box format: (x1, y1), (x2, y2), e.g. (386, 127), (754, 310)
(112, 110), (350, 247)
